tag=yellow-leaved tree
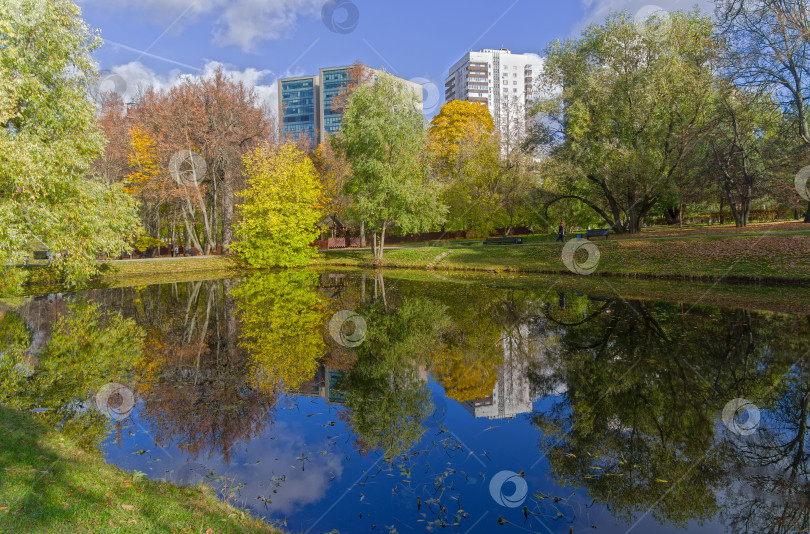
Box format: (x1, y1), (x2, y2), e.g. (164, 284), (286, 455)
(233, 142), (323, 268)
(428, 101), (502, 236)
(429, 100), (495, 172)
(125, 126), (161, 196)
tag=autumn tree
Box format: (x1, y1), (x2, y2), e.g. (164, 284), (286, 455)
(232, 143), (322, 268)
(124, 125), (177, 241)
(129, 67), (273, 253)
(310, 141), (355, 224)
(0, 0), (140, 290)
(336, 73), (445, 261)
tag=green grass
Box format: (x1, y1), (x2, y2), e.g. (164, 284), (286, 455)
(0, 406), (281, 534)
(314, 233), (810, 282)
(337, 267), (810, 315)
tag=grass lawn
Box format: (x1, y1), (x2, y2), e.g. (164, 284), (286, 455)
(315, 226), (810, 282)
(0, 406), (280, 534)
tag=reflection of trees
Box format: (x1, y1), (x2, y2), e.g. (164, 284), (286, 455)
(718, 317), (810, 534)
(0, 301), (144, 449)
(340, 292), (448, 461)
(136, 273), (325, 462)
(431, 290), (503, 402)
(233, 270), (326, 393)
(530, 295), (792, 528)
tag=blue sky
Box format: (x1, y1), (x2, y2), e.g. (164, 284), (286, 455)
(79, 0), (712, 116)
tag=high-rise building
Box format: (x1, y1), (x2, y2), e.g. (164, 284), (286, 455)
(279, 65), (423, 148)
(444, 48), (544, 135)
(278, 75), (320, 149)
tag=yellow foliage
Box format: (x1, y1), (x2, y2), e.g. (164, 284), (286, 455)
(428, 100), (496, 170)
(432, 347), (501, 403)
(125, 126), (161, 196)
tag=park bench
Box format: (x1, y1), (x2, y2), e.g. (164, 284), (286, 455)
(586, 228), (610, 240)
(483, 237), (523, 245)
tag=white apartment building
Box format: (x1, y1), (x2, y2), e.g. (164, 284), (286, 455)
(444, 48), (544, 141)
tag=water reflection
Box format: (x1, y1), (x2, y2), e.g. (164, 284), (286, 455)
(2, 272), (810, 533)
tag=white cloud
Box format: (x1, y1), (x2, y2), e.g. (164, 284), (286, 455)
(100, 60), (308, 115)
(214, 0), (324, 51)
(80, 0), (329, 52)
(578, 0), (714, 28)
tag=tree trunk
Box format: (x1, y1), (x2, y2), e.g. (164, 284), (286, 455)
(378, 222), (387, 262)
(222, 178), (234, 252)
(804, 201), (810, 223)
(360, 221), (366, 248)
(371, 232), (377, 258)
(741, 197), (750, 227)
(678, 203), (683, 229)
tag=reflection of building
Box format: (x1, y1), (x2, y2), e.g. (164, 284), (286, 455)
(278, 64), (423, 148)
(290, 363), (346, 404)
(461, 326), (535, 420)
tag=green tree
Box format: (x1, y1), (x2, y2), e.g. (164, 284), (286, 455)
(0, 0), (140, 291)
(232, 142), (322, 268)
(529, 11), (717, 233)
(700, 84), (785, 226)
(336, 73), (446, 261)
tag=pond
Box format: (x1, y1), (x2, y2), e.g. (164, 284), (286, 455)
(1, 270), (809, 533)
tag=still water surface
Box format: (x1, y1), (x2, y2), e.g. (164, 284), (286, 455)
(2, 271), (809, 533)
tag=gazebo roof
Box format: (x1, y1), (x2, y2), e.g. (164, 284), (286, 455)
(317, 214), (346, 228)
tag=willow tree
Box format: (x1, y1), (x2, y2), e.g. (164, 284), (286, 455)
(335, 73), (446, 262)
(0, 0), (140, 290)
(528, 11), (717, 233)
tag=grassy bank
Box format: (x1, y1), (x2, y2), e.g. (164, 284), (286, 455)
(19, 256), (241, 296)
(0, 406), (279, 534)
(97, 256), (239, 280)
(314, 232), (810, 283)
(346, 267), (810, 315)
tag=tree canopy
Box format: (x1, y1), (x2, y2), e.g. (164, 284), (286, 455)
(529, 11), (719, 233)
(0, 0), (140, 290)
(336, 73), (446, 261)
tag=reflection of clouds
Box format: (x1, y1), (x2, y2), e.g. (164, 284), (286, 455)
(149, 420), (344, 517)
(229, 421), (344, 516)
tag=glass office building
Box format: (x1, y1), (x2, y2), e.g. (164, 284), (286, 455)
(278, 64), (421, 148)
(279, 76), (319, 148)
(320, 67), (352, 137)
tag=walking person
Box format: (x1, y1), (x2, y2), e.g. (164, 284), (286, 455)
(555, 220), (565, 242)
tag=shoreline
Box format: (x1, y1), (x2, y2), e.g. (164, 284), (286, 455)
(0, 406), (280, 533)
